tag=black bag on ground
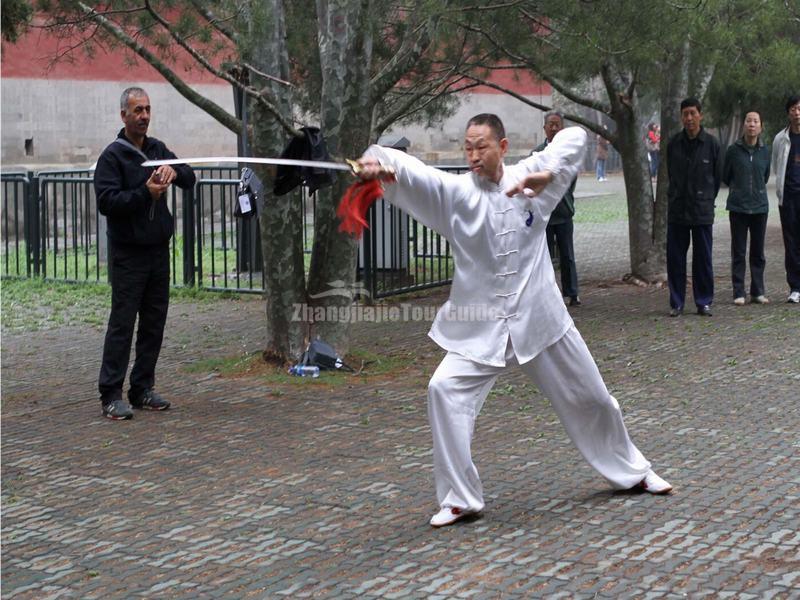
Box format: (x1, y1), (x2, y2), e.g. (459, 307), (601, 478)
(300, 339), (353, 372)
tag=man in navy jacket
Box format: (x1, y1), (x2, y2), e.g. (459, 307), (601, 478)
(94, 87), (195, 420)
(666, 97), (722, 317)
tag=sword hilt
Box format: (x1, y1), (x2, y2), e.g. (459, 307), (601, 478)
(345, 159), (396, 181)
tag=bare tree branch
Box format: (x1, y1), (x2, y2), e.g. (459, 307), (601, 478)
(373, 68), (462, 134)
(370, 16), (436, 103)
(76, 1), (242, 134)
(44, 22), (102, 69)
(242, 62), (293, 87)
(186, 0), (239, 42)
(35, 6), (148, 27)
(143, 1), (299, 136)
(452, 19), (609, 113)
(456, 70), (613, 140)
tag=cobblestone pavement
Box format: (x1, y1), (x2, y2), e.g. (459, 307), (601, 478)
(2, 176), (799, 598)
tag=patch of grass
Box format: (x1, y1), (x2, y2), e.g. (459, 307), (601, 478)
(574, 193), (629, 224)
(180, 346), (423, 389)
(1, 278), (111, 331)
(1, 277), (241, 332)
(1, 235), (262, 292)
(183, 352), (262, 376)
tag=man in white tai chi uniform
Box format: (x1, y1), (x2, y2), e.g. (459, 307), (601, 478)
(356, 113), (672, 528)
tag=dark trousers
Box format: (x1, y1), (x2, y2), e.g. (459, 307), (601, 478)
(649, 151), (660, 178)
(779, 192), (800, 293)
(546, 221), (579, 298)
(98, 244), (170, 403)
(667, 223), (714, 309)
(729, 212), (767, 298)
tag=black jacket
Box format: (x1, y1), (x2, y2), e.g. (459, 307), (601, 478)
(273, 126), (334, 196)
(533, 140), (576, 225)
(722, 137), (770, 214)
(666, 128), (722, 225)
(94, 129), (195, 247)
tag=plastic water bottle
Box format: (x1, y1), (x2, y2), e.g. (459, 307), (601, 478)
(288, 365), (320, 378)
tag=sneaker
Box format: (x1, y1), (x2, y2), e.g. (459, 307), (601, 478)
(102, 398), (133, 420)
(751, 295), (769, 304)
(634, 470), (673, 495)
(569, 296), (582, 307)
(697, 305), (712, 317)
(788, 291), (800, 304)
(130, 389), (171, 411)
(429, 506), (479, 528)
(669, 307), (683, 317)
(733, 297), (745, 306)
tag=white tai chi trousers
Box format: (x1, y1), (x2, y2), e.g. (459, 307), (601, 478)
(427, 325), (651, 512)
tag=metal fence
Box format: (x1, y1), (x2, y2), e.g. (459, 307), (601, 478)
(1, 166), (457, 299)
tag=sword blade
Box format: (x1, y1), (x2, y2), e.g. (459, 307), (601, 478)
(141, 156), (353, 171)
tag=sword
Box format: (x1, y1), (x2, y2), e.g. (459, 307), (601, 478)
(141, 156), (363, 173)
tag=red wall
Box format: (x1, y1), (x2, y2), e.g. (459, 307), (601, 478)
(2, 17), (225, 84)
(2, 19), (550, 96)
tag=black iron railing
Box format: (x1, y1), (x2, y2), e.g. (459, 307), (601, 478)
(1, 166), (460, 297)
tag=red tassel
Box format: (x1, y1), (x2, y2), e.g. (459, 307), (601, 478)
(337, 180), (384, 238)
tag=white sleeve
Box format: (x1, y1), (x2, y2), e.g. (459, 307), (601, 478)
(363, 145), (458, 240)
(771, 138), (779, 176)
(515, 126), (587, 215)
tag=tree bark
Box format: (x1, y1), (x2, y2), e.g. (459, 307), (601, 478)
(610, 94), (665, 283)
(248, 0), (308, 361)
(306, 0), (375, 356)
(654, 42), (690, 288)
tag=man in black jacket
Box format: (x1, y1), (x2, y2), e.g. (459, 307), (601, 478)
(666, 97), (722, 317)
(534, 111), (581, 306)
(94, 87), (196, 420)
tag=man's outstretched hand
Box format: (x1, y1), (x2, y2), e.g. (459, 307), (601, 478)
(352, 157), (396, 182)
(505, 170), (554, 198)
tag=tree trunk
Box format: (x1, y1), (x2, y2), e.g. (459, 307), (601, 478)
(307, 0), (374, 356)
(654, 41), (690, 289)
(612, 97), (666, 283)
(248, 0), (308, 361)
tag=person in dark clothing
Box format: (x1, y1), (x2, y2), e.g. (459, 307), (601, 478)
(535, 112), (580, 306)
(666, 97), (722, 317)
(772, 94), (800, 304)
(722, 111), (771, 305)
(94, 87), (196, 420)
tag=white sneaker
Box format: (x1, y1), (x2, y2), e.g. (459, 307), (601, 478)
(733, 297), (745, 306)
(635, 470), (673, 494)
(429, 506), (479, 527)
(788, 291), (800, 303)
(751, 295), (769, 304)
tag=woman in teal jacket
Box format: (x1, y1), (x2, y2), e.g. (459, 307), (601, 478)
(722, 111), (771, 305)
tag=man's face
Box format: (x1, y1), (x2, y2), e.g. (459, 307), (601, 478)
(788, 101), (800, 129)
(121, 94), (151, 138)
(464, 124), (508, 183)
(543, 115), (563, 143)
(681, 106), (703, 138)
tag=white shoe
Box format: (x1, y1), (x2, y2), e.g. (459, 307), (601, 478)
(751, 295), (769, 304)
(429, 506), (479, 527)
(635, 470), (673, 494)
(788, 291), (800, 303)
(733, 297), (745, 306)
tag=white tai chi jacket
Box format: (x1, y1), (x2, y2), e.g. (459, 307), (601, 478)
(365, 127), (587, 367)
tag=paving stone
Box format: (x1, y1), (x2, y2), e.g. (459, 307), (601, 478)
(2, 186), (798, 597)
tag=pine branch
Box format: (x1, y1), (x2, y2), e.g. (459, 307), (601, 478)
(186, 0), (239, 43)
(456, 70), (611, 139)
(76, 1), (241, 134)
